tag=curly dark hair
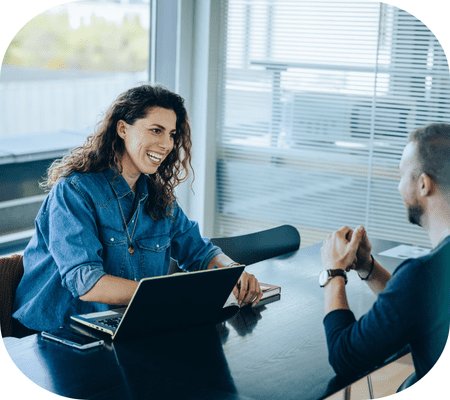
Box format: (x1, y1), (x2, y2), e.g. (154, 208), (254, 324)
(43, 84), (193, 219)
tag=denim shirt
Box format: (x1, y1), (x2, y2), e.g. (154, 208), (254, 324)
(13, 168), (222, 331)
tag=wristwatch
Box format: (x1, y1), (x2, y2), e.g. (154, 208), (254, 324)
(319, 269), (348, 287)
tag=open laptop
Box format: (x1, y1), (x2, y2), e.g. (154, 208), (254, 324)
(70, 265), (245, 341)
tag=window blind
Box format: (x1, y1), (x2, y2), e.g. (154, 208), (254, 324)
(215, 0), (450, 247)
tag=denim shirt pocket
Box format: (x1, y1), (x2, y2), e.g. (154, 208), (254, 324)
(135, 235), (171, 277)
(99, 225), (128, 277)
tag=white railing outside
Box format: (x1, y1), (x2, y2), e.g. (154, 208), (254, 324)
(0, 71), (147, 140)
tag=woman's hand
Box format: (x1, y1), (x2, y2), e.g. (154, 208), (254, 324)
(207, 253), (263, 306)
(233, 271), (263, 306)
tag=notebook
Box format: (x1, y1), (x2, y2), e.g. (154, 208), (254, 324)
(223, 282), (281, 309)
(70, 264), (245, 341)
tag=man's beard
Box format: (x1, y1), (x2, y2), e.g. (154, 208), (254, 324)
(407, 203), (424, 226)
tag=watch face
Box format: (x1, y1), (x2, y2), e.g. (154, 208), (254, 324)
(319, 270), (329, 287)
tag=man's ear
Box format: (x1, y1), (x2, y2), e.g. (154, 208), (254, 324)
(418, 173), (434, 197)
(117, 120), (127, 139)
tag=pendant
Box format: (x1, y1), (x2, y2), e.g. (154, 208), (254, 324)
(128, 245), (135, 255)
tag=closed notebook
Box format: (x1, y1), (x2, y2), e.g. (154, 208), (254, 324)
(259, 282), (281, 299)
(224, 282), (281, 308)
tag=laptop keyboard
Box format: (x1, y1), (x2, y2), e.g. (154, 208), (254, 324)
(97, 317), (122, 329)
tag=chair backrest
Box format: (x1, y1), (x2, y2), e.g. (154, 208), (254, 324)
(397, 372), (417, 392)
(168, 225), (300, 274)
(211, 224), (300, 266)
(0, 254), (24, 337)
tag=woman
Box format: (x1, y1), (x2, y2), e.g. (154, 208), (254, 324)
(13, 84), (262, 333)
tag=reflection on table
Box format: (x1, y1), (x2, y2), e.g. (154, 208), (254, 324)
(4, 239), (404, 400)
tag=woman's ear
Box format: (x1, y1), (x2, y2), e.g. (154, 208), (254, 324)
(116, 120), (127, 139)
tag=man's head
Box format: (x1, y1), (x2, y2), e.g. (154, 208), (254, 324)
(398, 123), (450, 227)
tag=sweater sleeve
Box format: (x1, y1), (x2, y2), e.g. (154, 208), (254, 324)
(323, 258), (422, 378)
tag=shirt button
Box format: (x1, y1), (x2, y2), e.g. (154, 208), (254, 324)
(156, 244), (160, 248)
(110, 237), (115, 242)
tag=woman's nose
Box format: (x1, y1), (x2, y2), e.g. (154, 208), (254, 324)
(159, 132), (173, 149)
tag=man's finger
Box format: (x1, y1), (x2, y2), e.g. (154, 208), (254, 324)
(336, 226), (352, 238)
(349, 225), (365, 250)
(345, 228), (354, 241)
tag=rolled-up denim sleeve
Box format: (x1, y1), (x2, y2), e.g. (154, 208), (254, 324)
(47, 178), (106, 298)
(62, 264), (106, 297)
(169, 203), (222, 271)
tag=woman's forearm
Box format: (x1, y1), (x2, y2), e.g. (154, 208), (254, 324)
(79, 274), (138, 305)
(207, 253), (235, 269)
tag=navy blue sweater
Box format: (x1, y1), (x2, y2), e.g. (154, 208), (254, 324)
(324, 235), (450, 381)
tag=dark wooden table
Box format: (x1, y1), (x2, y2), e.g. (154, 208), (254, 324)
(3, 239), (404, 400)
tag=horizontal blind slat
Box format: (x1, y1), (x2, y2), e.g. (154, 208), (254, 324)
(215, 0), (449, 247)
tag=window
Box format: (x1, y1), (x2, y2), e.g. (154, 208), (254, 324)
(215, 0), (450, 247)
(0, 0), (150, 247)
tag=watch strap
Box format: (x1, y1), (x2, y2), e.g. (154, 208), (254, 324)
(320, 269), (348, 287)
(328, 269), (348, 284)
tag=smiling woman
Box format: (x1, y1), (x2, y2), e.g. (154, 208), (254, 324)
(11, 84), (262, 333)
(42, 85), (192, 221)
(117, 107), (177, 183)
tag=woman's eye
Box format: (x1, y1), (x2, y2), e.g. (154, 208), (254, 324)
(151, 128), (161, 134)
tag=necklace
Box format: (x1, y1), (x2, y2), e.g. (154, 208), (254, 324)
(117, 198), (140, 255)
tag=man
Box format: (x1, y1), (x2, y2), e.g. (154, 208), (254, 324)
(319, 123), (450, 387)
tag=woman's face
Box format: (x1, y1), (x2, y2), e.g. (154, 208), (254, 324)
(117, 107), (177, 182)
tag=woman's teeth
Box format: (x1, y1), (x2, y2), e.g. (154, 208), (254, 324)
(147, 152), (162, 163)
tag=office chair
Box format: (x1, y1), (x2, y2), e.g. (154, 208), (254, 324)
(168, 224), (300, 274)
(397, 372), (417, 392)
(211, 224), (300, 266)
(0, 254), (24, 337)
